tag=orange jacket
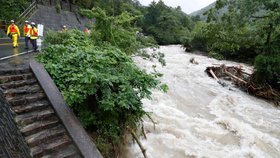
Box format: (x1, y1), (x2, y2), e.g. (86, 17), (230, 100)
(30, 27), (38, 39)
(23, 24), (32, 36)
(7, 24), (20, 36)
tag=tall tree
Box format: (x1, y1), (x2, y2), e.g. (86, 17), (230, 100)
(141, 0), (192, 44)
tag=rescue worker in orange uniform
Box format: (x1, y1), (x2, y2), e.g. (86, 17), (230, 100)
(30, 22), (38, 52)
(23, 21), (32, 49)
(6, 20), (20, 48)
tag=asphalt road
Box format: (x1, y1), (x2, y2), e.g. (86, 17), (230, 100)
(0, 38), (37, 69)
(0, 38), (33, 59)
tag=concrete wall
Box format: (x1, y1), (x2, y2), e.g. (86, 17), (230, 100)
(29, 4), (92, 31)
(0, 95), (31, 158)
(37, 0), (77, 12)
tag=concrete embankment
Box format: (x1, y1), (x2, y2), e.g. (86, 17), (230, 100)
(29, 4), (92, 31)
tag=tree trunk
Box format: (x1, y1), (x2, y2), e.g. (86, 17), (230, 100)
(265, 23), (273, 51)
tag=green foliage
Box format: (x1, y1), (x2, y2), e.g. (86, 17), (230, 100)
(208, 51), (224, 60)
(0, 0), (30, 21)
(140, 1), (192, 45)
(214, 0), (280, 84)
(80, 7), (158, 55)
(44, 30), (91, 47)
(76, 0), (143, 16)
(183, 21), (208, 52)
(186, 0), (280, 87)
(79, 0), (194, 45)
(42, 7), (167, 154)
(38, 29), (166, 156)
(55, 0), (61, 13)
(0, 30), (5, 38)
(254, 54), (280, 88)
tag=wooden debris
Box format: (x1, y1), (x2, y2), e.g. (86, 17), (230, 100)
(205, 64), (280, 106)
(127, 126), (148, 158)
(224, 70), (247, 84)
(209, 69), (219, 81)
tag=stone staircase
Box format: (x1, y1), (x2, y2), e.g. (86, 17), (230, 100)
(0, 66), (82, 158)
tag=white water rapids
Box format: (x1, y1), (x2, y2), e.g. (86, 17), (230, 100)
(123, 45), (280, 158)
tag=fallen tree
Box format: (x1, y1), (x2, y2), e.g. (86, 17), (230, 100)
(205, 64), (280, 106)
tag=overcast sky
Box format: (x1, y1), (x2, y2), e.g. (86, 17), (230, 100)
(138, 0), (216, 14)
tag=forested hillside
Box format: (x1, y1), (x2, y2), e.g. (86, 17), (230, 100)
(77, 0), (193, 45)
(185, 0), (280, 90)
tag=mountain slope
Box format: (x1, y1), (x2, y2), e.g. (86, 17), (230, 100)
(189, 2), (216, 20)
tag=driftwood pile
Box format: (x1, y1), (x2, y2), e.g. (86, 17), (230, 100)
(205, 64), (280, 106)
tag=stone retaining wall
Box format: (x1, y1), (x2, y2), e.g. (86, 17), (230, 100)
(29, 4), (91, 31)
(0, 95), (31, 158)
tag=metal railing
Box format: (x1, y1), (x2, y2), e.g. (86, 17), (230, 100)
(17, 0), (38, 27)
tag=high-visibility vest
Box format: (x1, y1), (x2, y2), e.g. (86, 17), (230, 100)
(24, 24), (32, 36)
(30, 27), (38, 39)
(84, 28), (89, 33)
(7, 24), (20, 36)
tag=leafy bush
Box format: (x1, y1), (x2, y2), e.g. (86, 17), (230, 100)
(37, 29), (166, 156)
(184, 22), (207, 52)
(80, 7), (158, 55)
(208, 51), (224, 60)
(0, 30), (6, 38)
(254, 54), (280, 89)
(140, 1), (192, 45)
(55, 0), (61, 13)
(41, 7), (168, 156)
(0, 0), (29, 20)
(186, 0), (280, 61)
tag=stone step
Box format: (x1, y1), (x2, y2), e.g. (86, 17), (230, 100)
(42, 144), (82, 158)
(15, 108), (55, 126)
(26, 125), (67, 147)
(3, 84), (43, 98)
(0, 67), (31, 76)
(30, 136), (73, 158)
(0, 78), (37, 90)
(0, 65), (85, 157)
(20, 118), (60, 136)
(6, 92), (46, 106)
(12, 100), (50, 114)
(0, 73), (34, 84)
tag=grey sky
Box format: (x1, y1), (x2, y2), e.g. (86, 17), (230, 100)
(138, 0), (216, 14)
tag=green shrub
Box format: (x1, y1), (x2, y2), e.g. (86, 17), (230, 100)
(254, 54), (280, 88)
(208, 51), (224, 60)
(189, 22), (208, 52)
(81, 7), (158, 55)
(40, 7), (168, 156)
(55, 0), (61, 13)
(0, 0), (29, 20)
(37, 30), (167, 156)
(0, 30), (6, 38)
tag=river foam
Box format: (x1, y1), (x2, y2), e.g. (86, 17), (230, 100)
(124, 45), (280, 158)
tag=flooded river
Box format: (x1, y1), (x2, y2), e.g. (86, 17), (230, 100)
(124, 45), (280, 158)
